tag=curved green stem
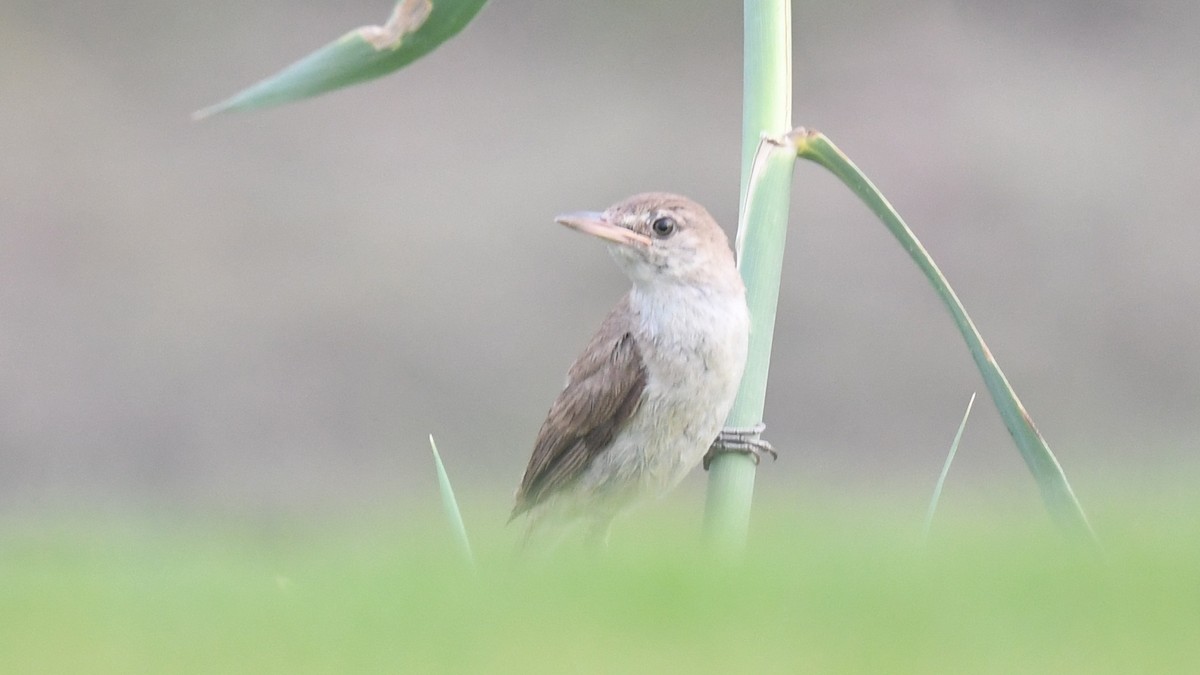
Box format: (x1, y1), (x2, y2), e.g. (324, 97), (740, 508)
(792, 129), (1097, 546)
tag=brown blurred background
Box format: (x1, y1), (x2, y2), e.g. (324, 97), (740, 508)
(1, 0), (1196, 518)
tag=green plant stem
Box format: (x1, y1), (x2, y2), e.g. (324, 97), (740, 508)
(703, 0), (794, 558)
(792, 130), (1096, 546)
(736, 0), (793, 214)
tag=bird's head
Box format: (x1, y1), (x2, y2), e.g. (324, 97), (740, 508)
(555, 192), (740, 291)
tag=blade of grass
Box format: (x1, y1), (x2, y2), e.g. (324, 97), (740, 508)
(428, 434), (474, 568)
(195, 0), (488, 118)
(791, 129), (1097, 547)
(923, 392), (976, 539)
(702, 0), (794, 559)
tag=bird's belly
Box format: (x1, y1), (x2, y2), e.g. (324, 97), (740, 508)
(579, 380), (735, 502)
(579, 291), (749, 506)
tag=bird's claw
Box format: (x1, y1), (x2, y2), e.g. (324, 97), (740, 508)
(704, 423), (777, 470)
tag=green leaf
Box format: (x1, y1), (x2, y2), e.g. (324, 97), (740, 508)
(429, 435), (474, 569)
(792, 129), (1098, 547)
(924, 393), (976, 539)
(195, 0), (488, 119)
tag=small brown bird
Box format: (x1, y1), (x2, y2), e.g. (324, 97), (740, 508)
(512, 193), (767, 545)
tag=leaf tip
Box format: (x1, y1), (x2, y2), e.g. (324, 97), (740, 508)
(190, 104), (222, 122)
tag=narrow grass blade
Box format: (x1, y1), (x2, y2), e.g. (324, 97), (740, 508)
(195, 0), (488, 119)
(792, 129), (1097, 546)
(924, 392), (976, 539)
(429, 434), (474, 568)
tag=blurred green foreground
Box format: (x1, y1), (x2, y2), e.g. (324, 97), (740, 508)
(2, 486), (1196, 674)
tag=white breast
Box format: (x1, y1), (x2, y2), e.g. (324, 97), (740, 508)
(581, 283), (750, 500)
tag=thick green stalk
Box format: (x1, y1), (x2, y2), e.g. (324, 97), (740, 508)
(703, 0), (794, 556)
(736, 0), (793, 214)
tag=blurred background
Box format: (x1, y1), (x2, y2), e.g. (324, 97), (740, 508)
(1, 0), (1196, 521)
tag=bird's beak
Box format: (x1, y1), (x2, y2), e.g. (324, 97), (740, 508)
(556, 211), (652, 247)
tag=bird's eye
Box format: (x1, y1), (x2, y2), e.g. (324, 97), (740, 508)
(650, 216), (677, 238)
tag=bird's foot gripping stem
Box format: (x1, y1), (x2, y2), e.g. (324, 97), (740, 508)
(704, 423), (776, 470)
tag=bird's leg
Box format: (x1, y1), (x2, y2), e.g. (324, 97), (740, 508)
(704, 423), (777, 470)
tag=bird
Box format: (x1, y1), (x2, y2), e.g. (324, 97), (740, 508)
(511, 192), (771, 547)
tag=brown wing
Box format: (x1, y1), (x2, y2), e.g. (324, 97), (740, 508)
(511, 297), (646, 518)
